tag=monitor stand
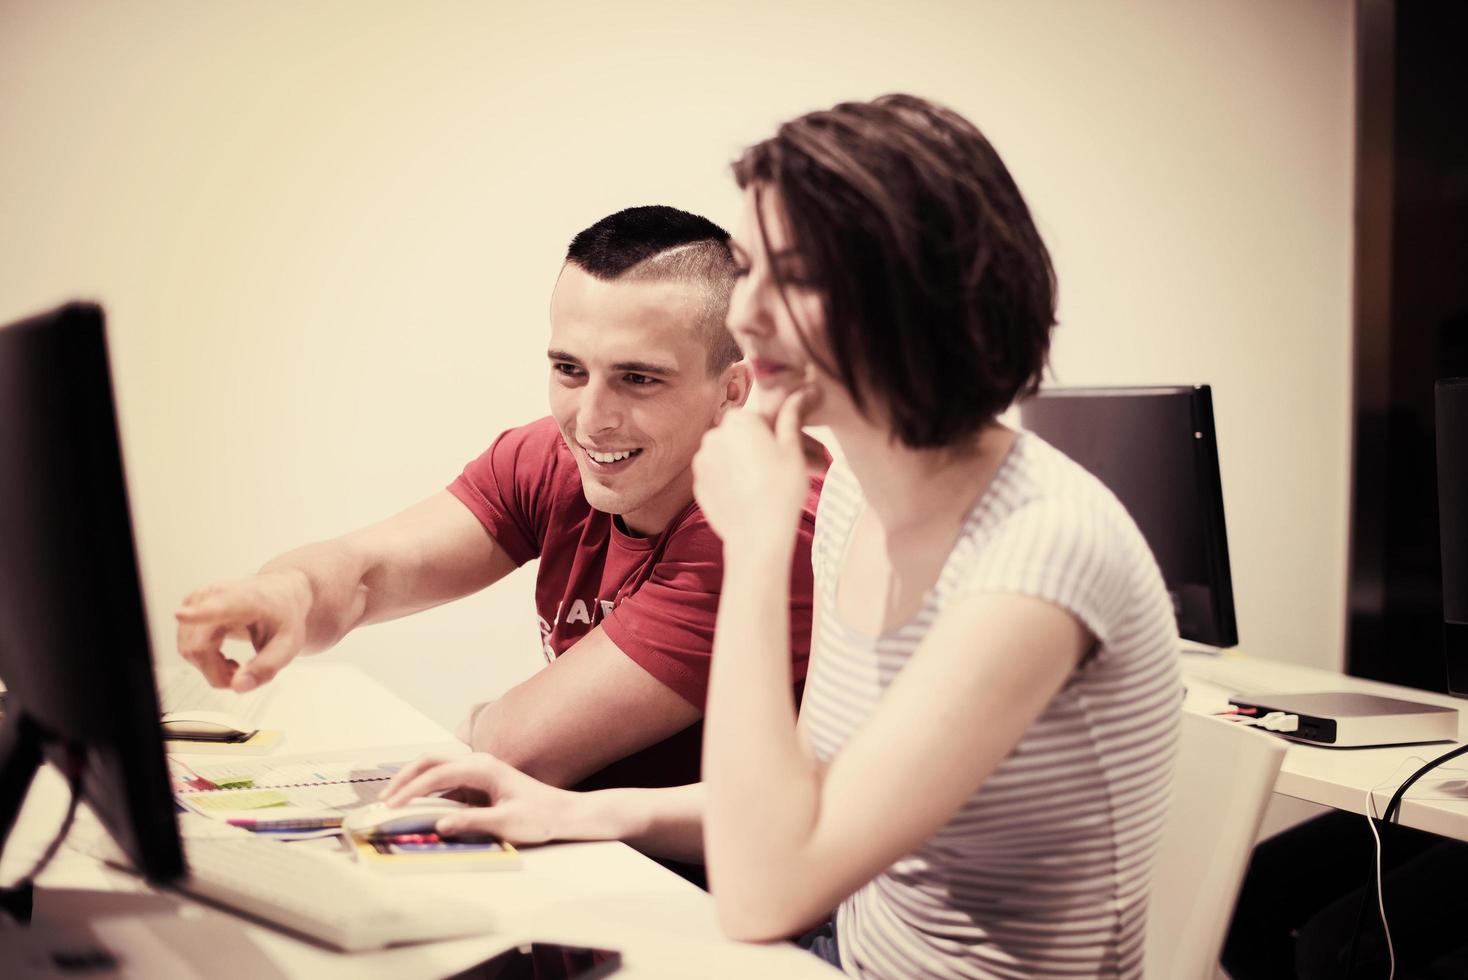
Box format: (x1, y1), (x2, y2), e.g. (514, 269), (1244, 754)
(0, 710), (47, 923)
(0, 710), (46, 860)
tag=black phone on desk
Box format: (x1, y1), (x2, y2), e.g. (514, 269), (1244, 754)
(443, 942), (621, 979)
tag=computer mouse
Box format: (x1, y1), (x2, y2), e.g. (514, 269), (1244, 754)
(160, 710), (254, 739)
(342, 797), (469, 838)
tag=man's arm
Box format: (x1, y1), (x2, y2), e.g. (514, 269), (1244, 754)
(467, 625), (703, 788)
(177, 491), (517, 690)
(294, 490), (519, 634)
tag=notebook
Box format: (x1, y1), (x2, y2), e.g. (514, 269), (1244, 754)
(156, 664), (276, 726)
(171, 757), (404, 822)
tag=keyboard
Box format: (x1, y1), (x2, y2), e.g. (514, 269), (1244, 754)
(74, 825), (496, 951)
(156, 665), (275, 727)
(181, 836), (495, 950)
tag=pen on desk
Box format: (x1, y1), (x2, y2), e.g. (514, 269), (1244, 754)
(227, 816), (344, 831)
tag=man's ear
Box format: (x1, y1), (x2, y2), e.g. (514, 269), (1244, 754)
(715, 360), (753, 421)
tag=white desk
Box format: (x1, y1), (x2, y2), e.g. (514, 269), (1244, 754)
(3, 663), (840, 979)
(1181, 650), (1468, 842)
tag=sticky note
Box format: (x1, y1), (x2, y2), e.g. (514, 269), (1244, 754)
(189, 790), (290, 812)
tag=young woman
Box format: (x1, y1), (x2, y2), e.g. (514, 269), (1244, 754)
(385, 94), (1182, 979)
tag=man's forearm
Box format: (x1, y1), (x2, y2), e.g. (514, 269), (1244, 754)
(258, 541), (372, 653)
(467, 697), (591, 788)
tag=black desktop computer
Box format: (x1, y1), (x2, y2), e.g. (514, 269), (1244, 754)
(1018, 383), (1461, 748)
(1018, 384), (1238, 649)
(0, 304), (497, 952)
(0, 303), (185, 892)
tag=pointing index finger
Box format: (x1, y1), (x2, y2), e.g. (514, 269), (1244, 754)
(175, 589), (263, 626)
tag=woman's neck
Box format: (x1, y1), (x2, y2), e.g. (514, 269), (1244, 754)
(831, 418), (1016, 536)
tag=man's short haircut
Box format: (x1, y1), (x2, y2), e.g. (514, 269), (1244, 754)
(565, 206), (743, 374)
(732, 94), (1058, 449)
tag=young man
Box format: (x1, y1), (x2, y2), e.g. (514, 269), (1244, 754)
(176, 206), (822, 796)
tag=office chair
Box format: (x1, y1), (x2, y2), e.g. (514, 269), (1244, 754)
(1143, 710), (1286, 979)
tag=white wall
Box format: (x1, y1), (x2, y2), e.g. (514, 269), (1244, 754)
(0, 1), (1355, 729)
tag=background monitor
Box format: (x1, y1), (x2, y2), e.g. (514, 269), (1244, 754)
(1018, 384), (1239, 649)
(0, 302), (184, 883)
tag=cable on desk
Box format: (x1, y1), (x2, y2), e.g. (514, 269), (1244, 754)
(1360, 787), (1396, 980)
(0, 745), (83, 926)
(1343, 740), (1468, 979)
(1381, 742), (1468, 825)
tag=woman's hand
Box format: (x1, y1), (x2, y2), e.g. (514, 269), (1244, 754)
(693, 386), (814, 557)
(379, 751), (576, 845)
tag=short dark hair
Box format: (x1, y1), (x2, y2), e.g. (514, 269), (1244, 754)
(732, 94), (1057, 449)
(565, 206), (743, 374)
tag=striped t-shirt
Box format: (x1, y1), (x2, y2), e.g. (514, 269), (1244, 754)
(803, 431), (1182, 980)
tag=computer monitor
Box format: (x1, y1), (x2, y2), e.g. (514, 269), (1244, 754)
(1018, 384), (1239, 649)
(0, 302), (184, 884)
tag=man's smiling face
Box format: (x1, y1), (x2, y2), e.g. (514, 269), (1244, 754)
(547, 262), (746, 536)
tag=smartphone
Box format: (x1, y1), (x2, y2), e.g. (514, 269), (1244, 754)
(445, 942), (621, 980)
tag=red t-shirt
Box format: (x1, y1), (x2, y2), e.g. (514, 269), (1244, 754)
(448, 416), (822, 791)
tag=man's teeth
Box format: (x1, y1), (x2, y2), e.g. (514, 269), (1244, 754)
(588, 449), (638, 464)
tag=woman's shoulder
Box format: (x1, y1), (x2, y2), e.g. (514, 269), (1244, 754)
(945, 431), (1176, 656)
(968, 431), (1138, 543)
(947, 431), (1162, 598)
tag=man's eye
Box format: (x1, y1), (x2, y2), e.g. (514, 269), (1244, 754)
(552, 363), (583, 377)
(625, 373), (659, 386)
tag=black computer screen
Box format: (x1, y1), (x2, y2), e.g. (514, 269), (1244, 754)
(1018, 385), (1239, 648)
(0, 302), (184, 883)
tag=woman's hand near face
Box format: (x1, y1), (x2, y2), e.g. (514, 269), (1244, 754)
(693, 386), (814, 557)
(380, 751), (575, 845)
